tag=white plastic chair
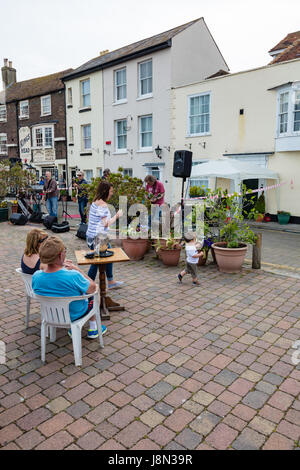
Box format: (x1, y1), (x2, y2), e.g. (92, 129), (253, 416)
(34, 289), (104, 367)
(16, 268), (35, 328)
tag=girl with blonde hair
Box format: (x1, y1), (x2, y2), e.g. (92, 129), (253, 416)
(21, 229), (48, 274)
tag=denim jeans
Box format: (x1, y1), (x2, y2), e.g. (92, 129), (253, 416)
(87, 241), (113, 282)
(78, 198), (88, 224)
(46, 196), (58, 217)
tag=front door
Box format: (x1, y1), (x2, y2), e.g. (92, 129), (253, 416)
(243, 179), (258, 217)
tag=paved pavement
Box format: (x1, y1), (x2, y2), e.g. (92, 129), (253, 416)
(0, 222), (300, 450)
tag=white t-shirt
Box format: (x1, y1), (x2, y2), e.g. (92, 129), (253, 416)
(186, 245), (198, 264)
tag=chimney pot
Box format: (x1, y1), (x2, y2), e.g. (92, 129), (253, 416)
(8, 61), (12, 68)
(4, 58), (8, 67)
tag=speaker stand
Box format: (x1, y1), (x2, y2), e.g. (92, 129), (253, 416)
(181, 177), (186, 239)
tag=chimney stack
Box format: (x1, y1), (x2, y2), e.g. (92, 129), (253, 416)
(100, 50), (109, 56)
(2, 58), (17, 89)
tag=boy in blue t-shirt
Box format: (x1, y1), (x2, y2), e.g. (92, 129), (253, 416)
(32, 236), (107, 339)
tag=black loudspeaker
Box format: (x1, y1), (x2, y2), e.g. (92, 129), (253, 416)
(76, 223), (88, 240)
(42, 215), (58, 230)
(173, 150), (193, 178)
(52, 221), (70, 233)
(10, 213), (28, 225)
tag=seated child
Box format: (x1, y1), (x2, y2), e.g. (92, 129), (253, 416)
(178, 232), (203, 286)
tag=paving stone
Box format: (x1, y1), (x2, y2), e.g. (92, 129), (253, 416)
(145, 381), (174, 401)
(242, 391), (269, 410)
(190, 411), (221, 436)
(175, 428), (203, 449)
(214, 369), (239, 386)
(154, 401), (174, 417)
(232, 428), (266, 450)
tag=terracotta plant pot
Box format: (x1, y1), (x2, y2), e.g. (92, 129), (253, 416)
(212, 242), (248, 273)
(122, 238), (149, 261)
(211, 247), (217, 264)
(159, 247), (181, 266)
(255, 214), (264, 222)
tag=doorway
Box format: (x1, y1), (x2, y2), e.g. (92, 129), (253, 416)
(243, 179), (258, 217)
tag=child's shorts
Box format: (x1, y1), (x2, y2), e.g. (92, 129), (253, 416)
(185, 262), (198, 278)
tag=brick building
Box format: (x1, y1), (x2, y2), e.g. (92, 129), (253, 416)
(0, 59), (72, 182)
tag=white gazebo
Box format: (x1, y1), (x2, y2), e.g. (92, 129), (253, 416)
(188, 157), (280, 206)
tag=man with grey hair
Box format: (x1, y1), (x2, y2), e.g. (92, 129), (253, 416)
(43, 171), (59, 217)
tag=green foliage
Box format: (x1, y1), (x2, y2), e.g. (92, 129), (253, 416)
(0, 159), (36, 198)
(86, 170), (151, 212)
(254, 192), (265, 215)
(189, 185), (206, 198)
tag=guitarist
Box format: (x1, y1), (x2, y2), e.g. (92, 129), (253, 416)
(144, 175), (165, 226)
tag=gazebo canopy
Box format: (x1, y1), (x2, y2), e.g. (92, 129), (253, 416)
(190, 158), (279, 181)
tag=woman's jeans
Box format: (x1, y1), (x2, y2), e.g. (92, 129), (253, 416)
(87, 241), (113, 282)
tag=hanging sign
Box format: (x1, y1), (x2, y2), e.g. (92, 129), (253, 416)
(19, 127), (31, 162)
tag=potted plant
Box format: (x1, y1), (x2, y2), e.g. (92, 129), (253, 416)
(254, 192), (265, 222)
(189, 185), (206, 199)
(121, 225), (149, 261)
(158, 236), (182, 267)
(60, 189), (68, 202)
(209, 189), (257, 273)
(277, 211), (290, 225)
(0, 200), (8, 222)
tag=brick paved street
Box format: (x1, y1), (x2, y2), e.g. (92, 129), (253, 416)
(0, 222), (300, 450)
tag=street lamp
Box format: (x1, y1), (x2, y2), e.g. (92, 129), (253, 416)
(155, 145), (162, 159)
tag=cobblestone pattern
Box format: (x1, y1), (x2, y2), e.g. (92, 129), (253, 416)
(0, 223), (299, 450)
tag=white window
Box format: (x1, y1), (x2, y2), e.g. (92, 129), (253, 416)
(69, 126), (74, 144)
(115, 68), (127, 102)
(20, 100), (29, 118)
(0, 105), (7, 122)
(189, 93), (210, 135)
(294, 90), (300, 132)
(82, 124), (91, 150)
(139, 60), (152, 97)
(0, 134), (7, 154)
(33, 126), (54, 148)
(147, 166), (161, 180)
(190, 178), (209, 190)
(41, 95), (51, 116)
(140, 115), (152, 150)
(84, 170), (93, 182)
(81, 79), (90, 108)
(116, 119), (127, 151)
(279, 92), (289, 134)
(67, 87), (73, 105)
(123, 168), (133, 177)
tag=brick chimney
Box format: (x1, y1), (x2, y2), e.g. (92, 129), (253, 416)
(2, 58), (17, 89)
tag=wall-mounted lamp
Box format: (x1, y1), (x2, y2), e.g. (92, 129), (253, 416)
(198, 142), (206, 149)
(155, 145), (162, 159)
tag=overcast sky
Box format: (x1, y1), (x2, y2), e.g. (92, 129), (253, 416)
(1, 0), (300, 84)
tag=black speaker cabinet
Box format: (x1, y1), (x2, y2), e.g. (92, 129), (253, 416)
(173, 150), (193, 178)
(10, 213), (28, 225)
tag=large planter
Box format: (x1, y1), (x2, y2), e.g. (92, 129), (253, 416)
(212, 242), (248, 273)
(0, 208), (8, 222)
(122, 238), (149, 261)
(277, 213), (290, 225)
(159, 247), (181, 266)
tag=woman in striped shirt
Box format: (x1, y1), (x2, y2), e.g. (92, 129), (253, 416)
(86, 181), (123, 289)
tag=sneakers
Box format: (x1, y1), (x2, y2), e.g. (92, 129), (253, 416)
(68, 324), (107, 340)
(178, 274), (183, 283)
(107, 281), (124, 290)
(193, 281), (201, 286)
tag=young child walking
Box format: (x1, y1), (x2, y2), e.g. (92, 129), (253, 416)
(178, 232), (203, 286)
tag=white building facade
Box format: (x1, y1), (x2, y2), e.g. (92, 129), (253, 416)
(64, 18), (228, 200)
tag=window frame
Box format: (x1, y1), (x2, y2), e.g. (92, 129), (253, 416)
(69, 126), (74, 144)
(0, 105), (7, 122)
(81, 124), (92, 151)
(188, 92), (211, 137)
(80, 79), (91, 108)
(32, 125), (54, 149)
(115, 119), (127, 152)
(0, 133), (7, 155)
(67, 87), (73, 106)
(114, 67), (127, 103)
(276, 84), (300, 137)
(139, 115), (153, 151)
(293, 89), (300, 133)
(40, 95), (52, 117)
(19, 100), (29, 119)
(139, 59), (153, 98)
(123, 168), (133, 177)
